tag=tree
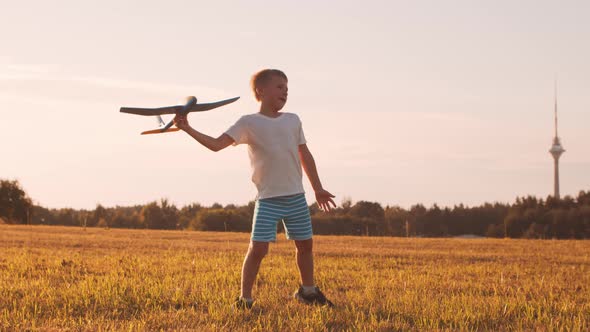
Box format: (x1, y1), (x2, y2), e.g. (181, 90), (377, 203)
(90, 204), (108, 227)
(178, 203), (202, 229)
(350, 201), (384, 236)
(141, 202), (163, 229)
(189, 208), (250, 232)
(577, 191), (590, 206)
(0, 179), (33, 224)
(485, 223), (504, 238)
(340, 197), (353, 215)
(504, 209), (527, 238)
(384, 206), (408, 237)
(140, 199), (178, 230)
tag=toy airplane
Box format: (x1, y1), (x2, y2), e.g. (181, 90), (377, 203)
(120, 96), (239, 135)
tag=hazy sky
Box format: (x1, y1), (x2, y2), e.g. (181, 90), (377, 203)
(1, 0), (589, 209)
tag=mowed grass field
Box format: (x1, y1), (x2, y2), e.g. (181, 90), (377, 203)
(1, 225), (589, 331)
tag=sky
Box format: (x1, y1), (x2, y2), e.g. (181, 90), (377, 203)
(1, 0), (589, 210)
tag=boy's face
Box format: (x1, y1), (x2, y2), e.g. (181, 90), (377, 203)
(259, 75), (288, 111)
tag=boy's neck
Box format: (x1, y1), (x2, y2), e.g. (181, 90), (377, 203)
(258, 105), (282, 118)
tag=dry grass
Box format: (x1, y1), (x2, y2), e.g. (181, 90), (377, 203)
(1, 224), (589, 331)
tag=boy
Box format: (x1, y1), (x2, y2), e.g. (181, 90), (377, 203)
(174, 69), (336, 309)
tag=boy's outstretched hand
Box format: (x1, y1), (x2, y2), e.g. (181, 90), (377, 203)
(315, 189), (336, 212)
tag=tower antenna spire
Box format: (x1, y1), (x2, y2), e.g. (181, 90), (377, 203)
(554, 76), (558, 138)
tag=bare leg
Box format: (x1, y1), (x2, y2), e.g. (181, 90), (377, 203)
(240, 240), (269, 299)
(295, 238), (314, 286)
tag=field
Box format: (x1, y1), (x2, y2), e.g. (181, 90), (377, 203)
(1, 225), (589, 331)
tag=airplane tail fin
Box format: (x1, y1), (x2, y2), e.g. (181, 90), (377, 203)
(140, 127), (181, 135)
(140, 115), (179, 135)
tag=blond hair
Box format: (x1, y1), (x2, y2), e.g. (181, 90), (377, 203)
(250, 69), (288, 101)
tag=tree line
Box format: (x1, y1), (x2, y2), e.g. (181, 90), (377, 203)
(1, 179), (589, 239)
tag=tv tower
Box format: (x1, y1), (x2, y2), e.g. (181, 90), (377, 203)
(549, 80), (565, 199)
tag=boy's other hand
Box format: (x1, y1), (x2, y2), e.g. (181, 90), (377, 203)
(315, 189), (336, 212)
(174, 114), (190, 131)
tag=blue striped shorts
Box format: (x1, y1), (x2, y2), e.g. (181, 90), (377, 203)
(251, 193), (313, 242)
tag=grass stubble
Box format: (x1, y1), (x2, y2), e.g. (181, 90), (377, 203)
(1, 225), (588, 331)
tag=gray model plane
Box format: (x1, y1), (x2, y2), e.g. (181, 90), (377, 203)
(120, 96), (239, 135)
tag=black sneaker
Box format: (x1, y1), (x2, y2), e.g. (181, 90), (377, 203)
(293, 286), (334, 307)
(234, 297), (254, 310)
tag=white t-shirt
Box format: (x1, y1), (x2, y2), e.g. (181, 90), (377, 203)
(224, 112), (307, 199)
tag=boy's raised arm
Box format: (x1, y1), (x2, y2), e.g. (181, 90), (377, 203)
(174, 114), (234, 152)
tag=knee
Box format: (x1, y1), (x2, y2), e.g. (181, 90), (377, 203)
(295, 239), (313, 254)
(248, 242), (269, 260)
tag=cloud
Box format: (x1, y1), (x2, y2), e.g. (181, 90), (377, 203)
(0, 61), (232, 105)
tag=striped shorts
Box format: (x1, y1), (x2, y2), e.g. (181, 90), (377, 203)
(251, 193), (313, 242)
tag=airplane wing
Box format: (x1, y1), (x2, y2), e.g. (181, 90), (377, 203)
(185, 96), (240, 113)
(120, 96), (239, 116)
(119, 105), (184, 116)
